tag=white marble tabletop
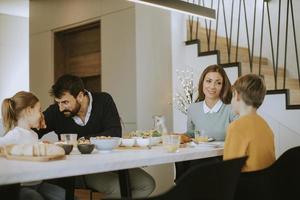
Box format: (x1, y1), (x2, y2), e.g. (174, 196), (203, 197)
(0, 144), (223, 186)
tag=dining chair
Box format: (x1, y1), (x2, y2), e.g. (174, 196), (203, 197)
(108, 156), (247, 200)
(234, 146), (300, 200)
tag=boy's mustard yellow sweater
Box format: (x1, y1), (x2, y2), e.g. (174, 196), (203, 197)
(223, 113), (275, 172)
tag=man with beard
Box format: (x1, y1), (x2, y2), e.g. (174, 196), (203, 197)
(39, 74), (121, 138)
(38, 74), (155, 200)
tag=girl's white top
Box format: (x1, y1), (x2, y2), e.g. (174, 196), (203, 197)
(0, 126), (41, 185)
(0, 126), (39, 146)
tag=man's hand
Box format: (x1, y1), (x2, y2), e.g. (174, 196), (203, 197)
(37, 113), (47, 130)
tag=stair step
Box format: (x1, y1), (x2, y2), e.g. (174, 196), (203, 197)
(197, 34), (229, 46)
(188, 24), (230, 46)
(264, 76), (300, 90)
(241, 63), (285, 77)
(201, 43), (269, 65)
(190, 22), (270, 65)
(289, 89), (300, 105)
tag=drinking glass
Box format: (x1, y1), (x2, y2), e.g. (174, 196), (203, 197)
(194, 130), (208, 143)
(162, 135), (181, 153)
(60, 133), (78, 146)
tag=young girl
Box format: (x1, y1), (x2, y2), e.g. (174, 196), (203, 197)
(0, 91), (65, 200)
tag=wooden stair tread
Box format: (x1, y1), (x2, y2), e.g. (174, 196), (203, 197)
(241, 63), (285, 76)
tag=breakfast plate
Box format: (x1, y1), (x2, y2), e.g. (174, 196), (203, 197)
(188, 141), (223, 149)
(193, 137), (215, 144)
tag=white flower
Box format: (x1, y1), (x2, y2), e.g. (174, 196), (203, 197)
(174, 69), (197, 115)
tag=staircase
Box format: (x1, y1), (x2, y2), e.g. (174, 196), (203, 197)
(187, 22), (300, 106)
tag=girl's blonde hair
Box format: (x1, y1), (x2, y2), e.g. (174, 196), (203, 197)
(1, 91), (39, 133)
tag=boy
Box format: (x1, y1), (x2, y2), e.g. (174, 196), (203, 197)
(223, 74), (275, 172)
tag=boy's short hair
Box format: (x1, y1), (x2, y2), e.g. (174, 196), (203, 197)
(232, 74), (266, 108)
(50, 74), (85, 98)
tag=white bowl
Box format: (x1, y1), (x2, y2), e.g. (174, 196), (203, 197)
(150, 136), (162, 146)
(136, 137), (150, 147)
(90, 137), (120, 151)
(121, 138), (135, 147)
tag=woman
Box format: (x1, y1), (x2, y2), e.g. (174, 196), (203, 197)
(176, 64), (237, 181)
(186, 64), (237, 141)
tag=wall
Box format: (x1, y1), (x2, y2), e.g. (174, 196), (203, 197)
(135, 5), (173, 131)
(101, 7), (137, 132)
(135, 4), (174, 195)
(0, 13), (29, 108)
(259, 94), (300, 156)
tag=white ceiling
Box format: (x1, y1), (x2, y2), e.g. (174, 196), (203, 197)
(0, 0), (29, 18)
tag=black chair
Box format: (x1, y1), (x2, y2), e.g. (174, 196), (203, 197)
(0, 184), (20, 200)
(235, 146), (300, 200)
(108, 156), (246, 200)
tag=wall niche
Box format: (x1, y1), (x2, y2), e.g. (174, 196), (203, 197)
(54, 21), (101, 92)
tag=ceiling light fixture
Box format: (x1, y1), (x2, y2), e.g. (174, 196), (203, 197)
(128, 0), (215, 20)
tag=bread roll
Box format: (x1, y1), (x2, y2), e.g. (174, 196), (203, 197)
(39, 143), (46, 156)
(23, 145), (34, 156)
(45, 144), (64, 156)
(8, 144), (32, 156)
(7, 143), (64, 156)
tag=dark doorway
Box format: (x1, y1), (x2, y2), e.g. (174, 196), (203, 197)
(54, 21), (101, 92)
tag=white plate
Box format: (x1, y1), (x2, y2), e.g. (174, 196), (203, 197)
(188, 141), (220, 149)
(209, 142), (224, 148)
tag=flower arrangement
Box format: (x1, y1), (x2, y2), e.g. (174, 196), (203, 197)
(174, 69), (197, 115)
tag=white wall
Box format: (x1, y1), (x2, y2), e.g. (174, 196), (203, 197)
(135, 4), (174, 195)
(0, 0), (29, 17)
(259, 93), (300, 156)
(135, 4), (173, 131)
(101, 7), (137, 133)
(0, 13), (29, 106)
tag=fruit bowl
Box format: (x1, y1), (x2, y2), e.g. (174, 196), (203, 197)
(90, 137), (120, 152)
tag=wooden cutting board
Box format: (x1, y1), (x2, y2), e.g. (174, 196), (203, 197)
(5, 154), (66, 162)
(1, 145), (66, 162)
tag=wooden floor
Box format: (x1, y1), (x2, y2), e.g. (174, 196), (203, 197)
(74, 189), (104, 200)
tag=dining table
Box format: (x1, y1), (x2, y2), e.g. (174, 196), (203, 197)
(0, 142), (224, 200)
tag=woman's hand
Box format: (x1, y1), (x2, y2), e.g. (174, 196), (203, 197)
(180, 134), (192, 143)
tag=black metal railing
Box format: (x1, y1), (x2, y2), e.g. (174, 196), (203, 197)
(186, 0), (300, 93)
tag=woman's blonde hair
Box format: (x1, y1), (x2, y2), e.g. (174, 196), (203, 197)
(1, 91), (39, 133)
